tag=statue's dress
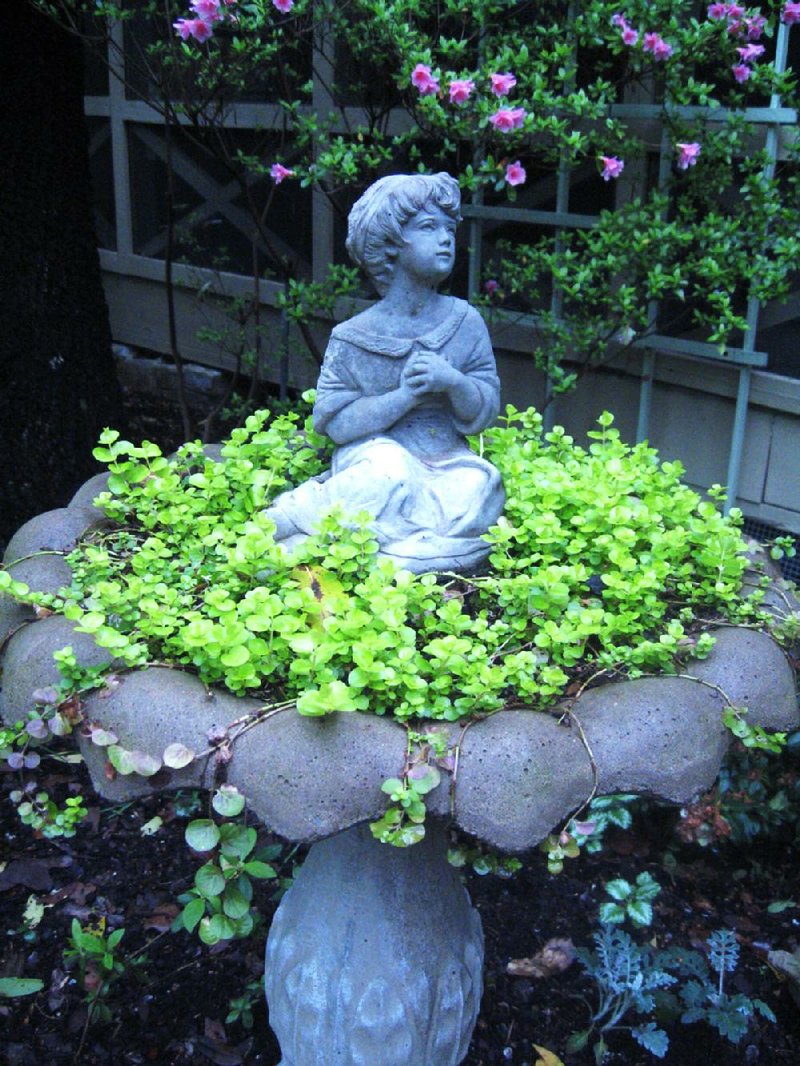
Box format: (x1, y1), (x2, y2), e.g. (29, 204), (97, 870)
(271, 297), (505, 572)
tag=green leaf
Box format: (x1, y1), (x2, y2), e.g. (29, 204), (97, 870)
(182, 897), (206, 932)
(627, 900), (654, 927)
(219, 823), (257, 861)
(222, 885), (251, 920)
(195, 863), (226, 899)
(185, 819), (221, 852)
(221, 645), (250, 667)
(243, 860), (277, 879)
(0, 977), (44, 998)
(212, 785), (245, 818)
(605, 878), (633, 901)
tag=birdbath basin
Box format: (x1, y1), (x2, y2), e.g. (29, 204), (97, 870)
(1, 481), (798, 1066)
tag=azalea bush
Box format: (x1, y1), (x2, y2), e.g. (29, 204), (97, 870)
(32, 0), (800, 397)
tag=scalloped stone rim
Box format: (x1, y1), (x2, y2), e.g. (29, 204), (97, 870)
(1, 471), (798, 853)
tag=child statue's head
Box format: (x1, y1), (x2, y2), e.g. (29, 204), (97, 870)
(346, 173), (461, 296)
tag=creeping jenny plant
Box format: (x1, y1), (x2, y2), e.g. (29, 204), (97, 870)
(5, 403), (760, 712)
(0, 402), (782, 844)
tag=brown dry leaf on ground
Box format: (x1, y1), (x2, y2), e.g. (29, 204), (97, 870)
(507, 937), (576, 978)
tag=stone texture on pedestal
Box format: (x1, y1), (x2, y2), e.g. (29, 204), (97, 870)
(3, 506), (102, 565)
(574, 677), (727, 802)
(451, 709), (594, 853)
(0, 617), (116, 726)
(78, 668), (249, 802)
(69, 472), (111, 516)
(228, 710), (404, 841)
(265, 822), (483, 1066)
(687, 627), (797, 731)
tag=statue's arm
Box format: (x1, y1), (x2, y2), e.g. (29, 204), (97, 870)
(448, 312), (501, 435)
(312, 339), (418, 445)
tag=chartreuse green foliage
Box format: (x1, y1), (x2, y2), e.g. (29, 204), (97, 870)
(0, 402), (762, 732)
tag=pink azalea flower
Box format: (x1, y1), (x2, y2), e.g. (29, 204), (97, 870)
(490, 72), (517, 97)
(270, 163), (294, 185)
(600, 155), (624, 181)
(173, 17), (213, 42)
(272, 0), (294, 11)
(505, 160), (527, 186)
(448, 79), (475, 105)
(411, 63), (440, 96)
(745, 14), (766, 38)
(652, 37), (674, 60)
(489, 107), (526, 131)
(676, 142), (701, 170)
(737, 43), (764, 62)
(190, 0), (222, 20)
(707, 2), (730, 17)
(782, 2), (800, 24)
(622, 26), (639, 45)
(611, 13), (628, 28)
(732, 62), (752, 83)
(643, 32), (673, 60)
(484, 279), (499, 295)
(727, 2), (745, 15)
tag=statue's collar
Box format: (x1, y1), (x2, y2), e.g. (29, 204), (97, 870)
(332, 298), (468, 357)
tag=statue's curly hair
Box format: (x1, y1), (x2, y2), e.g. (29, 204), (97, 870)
(346, 173), (461, 296)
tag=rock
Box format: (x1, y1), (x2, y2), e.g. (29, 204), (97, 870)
(0, 617), (115, 726)
(69, 472), (111, 516)
(228, 710), (405, 842)
(573, 676), (728, 804)
(688, 627), (799, 732)
(453, 710), (594, 853)
(3, 507), (101, 565)
(78, 667), (251, 803)
(0, 554), (74, 646)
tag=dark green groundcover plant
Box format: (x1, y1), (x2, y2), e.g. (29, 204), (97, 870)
(0, 397), (774, 721)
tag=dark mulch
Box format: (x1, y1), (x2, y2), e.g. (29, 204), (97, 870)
(2, 759), (800, 1065)
(2, 372), (800, 1065)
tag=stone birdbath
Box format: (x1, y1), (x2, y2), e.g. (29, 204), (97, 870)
(3, 173), (800, 1064)
(2, 486), (799, 1065)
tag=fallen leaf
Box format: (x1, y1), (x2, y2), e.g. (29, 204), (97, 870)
(23, 895), (45, 929)
(140, 816), (163, 837)
(143, 903), (180, 933)
(533, 1045), (566, 1066)
(768, 947), (800, 1009)
(0, 859), (56, 892)
(507, 937), (576, 978)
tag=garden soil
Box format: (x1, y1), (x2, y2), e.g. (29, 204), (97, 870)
(2, 377), (799, 1066)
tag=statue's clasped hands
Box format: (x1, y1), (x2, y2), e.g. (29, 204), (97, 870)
(403, 349), (459, 397)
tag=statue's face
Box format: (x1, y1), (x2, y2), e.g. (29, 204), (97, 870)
(395, 204), (456, 285)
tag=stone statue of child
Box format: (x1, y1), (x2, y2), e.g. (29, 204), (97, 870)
(265, 172), (505, 573)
